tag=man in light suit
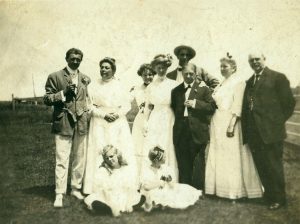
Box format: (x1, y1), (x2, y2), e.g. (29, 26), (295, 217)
(171, 63), (216, 190)
(167, 45), (219, 89)
(241, 53), (295, 210)
(44, 48), (91, 207)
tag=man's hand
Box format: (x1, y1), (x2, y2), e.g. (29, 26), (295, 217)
(184, 100), (194, 108)
(63, 83), (76, 96)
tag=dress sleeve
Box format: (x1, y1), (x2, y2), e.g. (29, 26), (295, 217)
(89, 90), (106, 118)
(143, 85), (153, 121)
(118, 85), (132, 116)
(230, 81), (246, 117)
(162, 165), (175, 183)
(197, 66), (219, 89)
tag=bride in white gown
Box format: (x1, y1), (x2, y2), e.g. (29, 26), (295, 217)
(83, 57), (137, 194)
(143, 54), (179, 182)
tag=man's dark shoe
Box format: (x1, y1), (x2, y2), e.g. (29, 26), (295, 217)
(133, 195), (146, 210)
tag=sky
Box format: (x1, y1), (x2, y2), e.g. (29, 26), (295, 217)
(0, 0), (300, 100)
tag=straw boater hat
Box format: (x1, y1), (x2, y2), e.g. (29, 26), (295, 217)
(174, 45), (196, 59)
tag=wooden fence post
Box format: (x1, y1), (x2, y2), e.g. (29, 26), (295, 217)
(12, 94), (15, 111)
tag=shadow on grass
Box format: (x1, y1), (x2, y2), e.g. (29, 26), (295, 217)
(21, 185), (55, 200)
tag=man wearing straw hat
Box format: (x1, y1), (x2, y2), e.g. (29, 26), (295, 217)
(167, 45), (219, 89)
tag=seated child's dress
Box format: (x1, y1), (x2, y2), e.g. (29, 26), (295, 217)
(84, 163), (140, 216)
(140, 164), (202, 210)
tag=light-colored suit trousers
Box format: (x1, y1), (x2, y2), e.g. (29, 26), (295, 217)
(55, 132), (87, 194)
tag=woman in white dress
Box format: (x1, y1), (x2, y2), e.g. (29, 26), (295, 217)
(140, 146), (201, 212)
(84, 145), (142, 217)
(205, 53), (263, 200)
(143, 54), (179, 182)
(83, 57), (137, 195)
(130, 64), (156, 177)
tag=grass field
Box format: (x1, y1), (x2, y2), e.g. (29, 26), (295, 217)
(0, 108), (300, 224)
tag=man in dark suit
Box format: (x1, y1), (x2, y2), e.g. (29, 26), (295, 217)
(44, 48), (91, 207)
(167, 45), (219, 89)
(171, 63), (216, 190)
(241, 53), (295, 210)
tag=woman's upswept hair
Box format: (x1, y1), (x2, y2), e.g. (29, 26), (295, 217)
(220, 52), (237, 72)
(150, 54), (172, 68)
(148, 146), (165, 162)
(99, 57), (117, 73)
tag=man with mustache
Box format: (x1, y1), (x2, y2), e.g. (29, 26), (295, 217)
(241, 52), (295, 210)
(171, 63), (216, 190)
(44, 48), (91, 207)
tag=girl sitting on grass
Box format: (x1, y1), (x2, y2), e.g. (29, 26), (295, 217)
(84, 145), (143, 217)
(140, 146), (202, 212)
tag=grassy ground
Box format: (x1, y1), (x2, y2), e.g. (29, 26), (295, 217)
(0, 109), (300, 224)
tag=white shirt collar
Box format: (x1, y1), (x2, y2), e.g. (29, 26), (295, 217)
(255, 67), (265, 76)
(66, 66), (78, 75)
(184, 81), (194, 88)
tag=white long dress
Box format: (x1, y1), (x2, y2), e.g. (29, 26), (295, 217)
(130, 84), (148, 178)
(143, 78), (179, 181)
(205, 73), (263, 199)
(140, 164), (201, 209)
(83, 78), (137, 194)
(84, 164), (141, 217)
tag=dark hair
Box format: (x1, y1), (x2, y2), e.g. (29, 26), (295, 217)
(148, 146), (165, 162)
(137, 63), (156, 76)
(99, 57), (116, 73)
(65, 48), (83, 60)
(220, 52), (237, 72)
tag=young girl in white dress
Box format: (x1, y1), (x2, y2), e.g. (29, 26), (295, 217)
(140, 146), (202, 212)
(130, 64), (156, 178)
(143, 54), (179, 181)
(84, 145), (142, 217)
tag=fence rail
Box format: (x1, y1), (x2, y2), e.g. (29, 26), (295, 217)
(285, 97), (300, 147)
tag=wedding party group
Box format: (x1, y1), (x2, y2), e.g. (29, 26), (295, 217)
(43, 45), (295, 216)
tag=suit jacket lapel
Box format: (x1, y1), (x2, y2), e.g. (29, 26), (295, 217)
(76, 72), (83, 99)
(167, 69), (178, 80)
(63, 67), (72, 85)
(177, 83), (186, 105)
(188, 82), (197, 100)
(254, 67), (268, 92)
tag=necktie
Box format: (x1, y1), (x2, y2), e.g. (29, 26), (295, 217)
(253, 74), (260, 86)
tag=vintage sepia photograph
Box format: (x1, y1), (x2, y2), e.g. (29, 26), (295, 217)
(0, 0), (300, 223)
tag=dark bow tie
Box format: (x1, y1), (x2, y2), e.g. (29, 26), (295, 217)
(185, 84), (191, 92)
(178, 67), (183, 72)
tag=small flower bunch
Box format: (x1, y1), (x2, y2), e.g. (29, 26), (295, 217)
(82, 76), (91, 85)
